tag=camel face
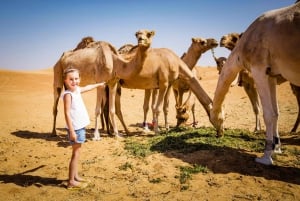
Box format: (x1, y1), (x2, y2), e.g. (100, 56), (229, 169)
(176, 105), (190, 126)
(215, 57), (227, 74)
(135, 30), (155, 48)
(191, 37), (218, 52)
(220, 33), (241, 51)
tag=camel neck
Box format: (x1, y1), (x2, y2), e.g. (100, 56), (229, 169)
(182, 46), (203, 70)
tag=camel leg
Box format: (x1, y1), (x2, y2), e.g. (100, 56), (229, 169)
(143, 89), (152, 131)
(173, 88), (179, 107)
(210, 59), (241, 137)
(52, 87), (62, 136)
(243, 83), (261, 133)
(163, 86), (172, 131)
(115, 84), (130, 134)
(291, 84), (300, 133)
(252, 69), (280, 165)
(101, 85), (111, 134)
(93, 87), (106, 140)
(151, 89), (158, 129)
(153, 87), (167, 133)
(191, 95), (197, 127)
(108, 83), (121, 137)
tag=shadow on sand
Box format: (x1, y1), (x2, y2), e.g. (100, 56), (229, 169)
(0, 165), (64, 188)
(149, 128), (300, 185)
(10, 128), (122, 147)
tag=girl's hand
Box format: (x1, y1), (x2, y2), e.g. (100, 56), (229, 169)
(69, 131), (77, 142)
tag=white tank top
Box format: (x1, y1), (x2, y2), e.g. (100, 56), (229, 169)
(62, 87), (90, 130)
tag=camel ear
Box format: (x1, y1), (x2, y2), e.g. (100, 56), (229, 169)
(192, 38), (196, 42)
(150, 31), (155, 36)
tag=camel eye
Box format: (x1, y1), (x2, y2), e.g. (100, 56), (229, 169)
(232, 37), (238, 43)
(200, 41), (205, 45)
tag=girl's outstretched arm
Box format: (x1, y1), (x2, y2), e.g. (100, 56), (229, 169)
(80, 82), (106, 93)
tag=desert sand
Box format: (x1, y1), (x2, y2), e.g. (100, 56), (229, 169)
(0, 67), (299, 201)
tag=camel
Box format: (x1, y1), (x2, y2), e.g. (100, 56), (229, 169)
(210, 2), (300, 165)
(52, 39), (125, 139)
(173, 38), (218, 127)
(212, 33), (262, 133)
(112, 30), (213, 133)
(141, 37), (218, 130)
(214, 32), (300, 133)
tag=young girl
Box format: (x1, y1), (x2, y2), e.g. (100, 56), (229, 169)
(62, 68), (105, 190)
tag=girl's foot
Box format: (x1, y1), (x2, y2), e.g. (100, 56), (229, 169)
(67, 182), (88, 190)
(75, 177), (91, 183)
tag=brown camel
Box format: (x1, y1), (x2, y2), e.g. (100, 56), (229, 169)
(210, 2), (300, 165)
(174, 37), (218, 127)
(214, 32), (300, 133)
(52, 40), (125, 139)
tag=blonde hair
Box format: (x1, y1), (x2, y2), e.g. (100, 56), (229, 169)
(63, 68), (80, 79)
(63, 67), (80, 89)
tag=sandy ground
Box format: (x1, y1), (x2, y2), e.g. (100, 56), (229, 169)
(0, 67), (299, 201)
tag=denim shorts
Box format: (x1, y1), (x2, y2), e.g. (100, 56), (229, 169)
(67, 127), (86, 145)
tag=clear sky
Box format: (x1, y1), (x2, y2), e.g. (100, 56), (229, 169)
(0, 0), (295, 70)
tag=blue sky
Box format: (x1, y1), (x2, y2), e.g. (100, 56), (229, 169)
(0, 0), (295, 70)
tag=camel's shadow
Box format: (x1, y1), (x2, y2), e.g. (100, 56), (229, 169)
(149, 128), (300, 185)
(11, 129), (70, 147)
(0, 165), (64, 188)
(10, 128), (120, 147)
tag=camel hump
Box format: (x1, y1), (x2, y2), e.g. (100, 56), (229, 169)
(73, 36), (95, 51)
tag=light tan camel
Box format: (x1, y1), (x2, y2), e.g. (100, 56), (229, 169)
(215, 32), (300, 133)
(210, 2), (300, 165)
(173, 38), (218, 127)
(213, 33), (262, 133)
(114, 30), (213, 133)
(142, 37), (218, 130)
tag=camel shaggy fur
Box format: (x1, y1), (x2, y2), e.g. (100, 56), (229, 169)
(215, 32), (300, 133)
(210, 2), (300, 165)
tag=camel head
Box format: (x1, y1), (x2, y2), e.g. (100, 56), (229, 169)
(176, 104), (190, 127)
(215, 57), (227, 74)
(191, 37), (218, 53)
(220, 33), (242, 51)
(135, 29), (155, 49)
(73, 36), (95, 51)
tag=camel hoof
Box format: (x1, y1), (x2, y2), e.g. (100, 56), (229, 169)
(92, 136), (101, 141)
(115, 133), (124, 138)
(143, 127), (151, 132)
(255, 156), (273, 165)
(274, 146), (282, 154)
